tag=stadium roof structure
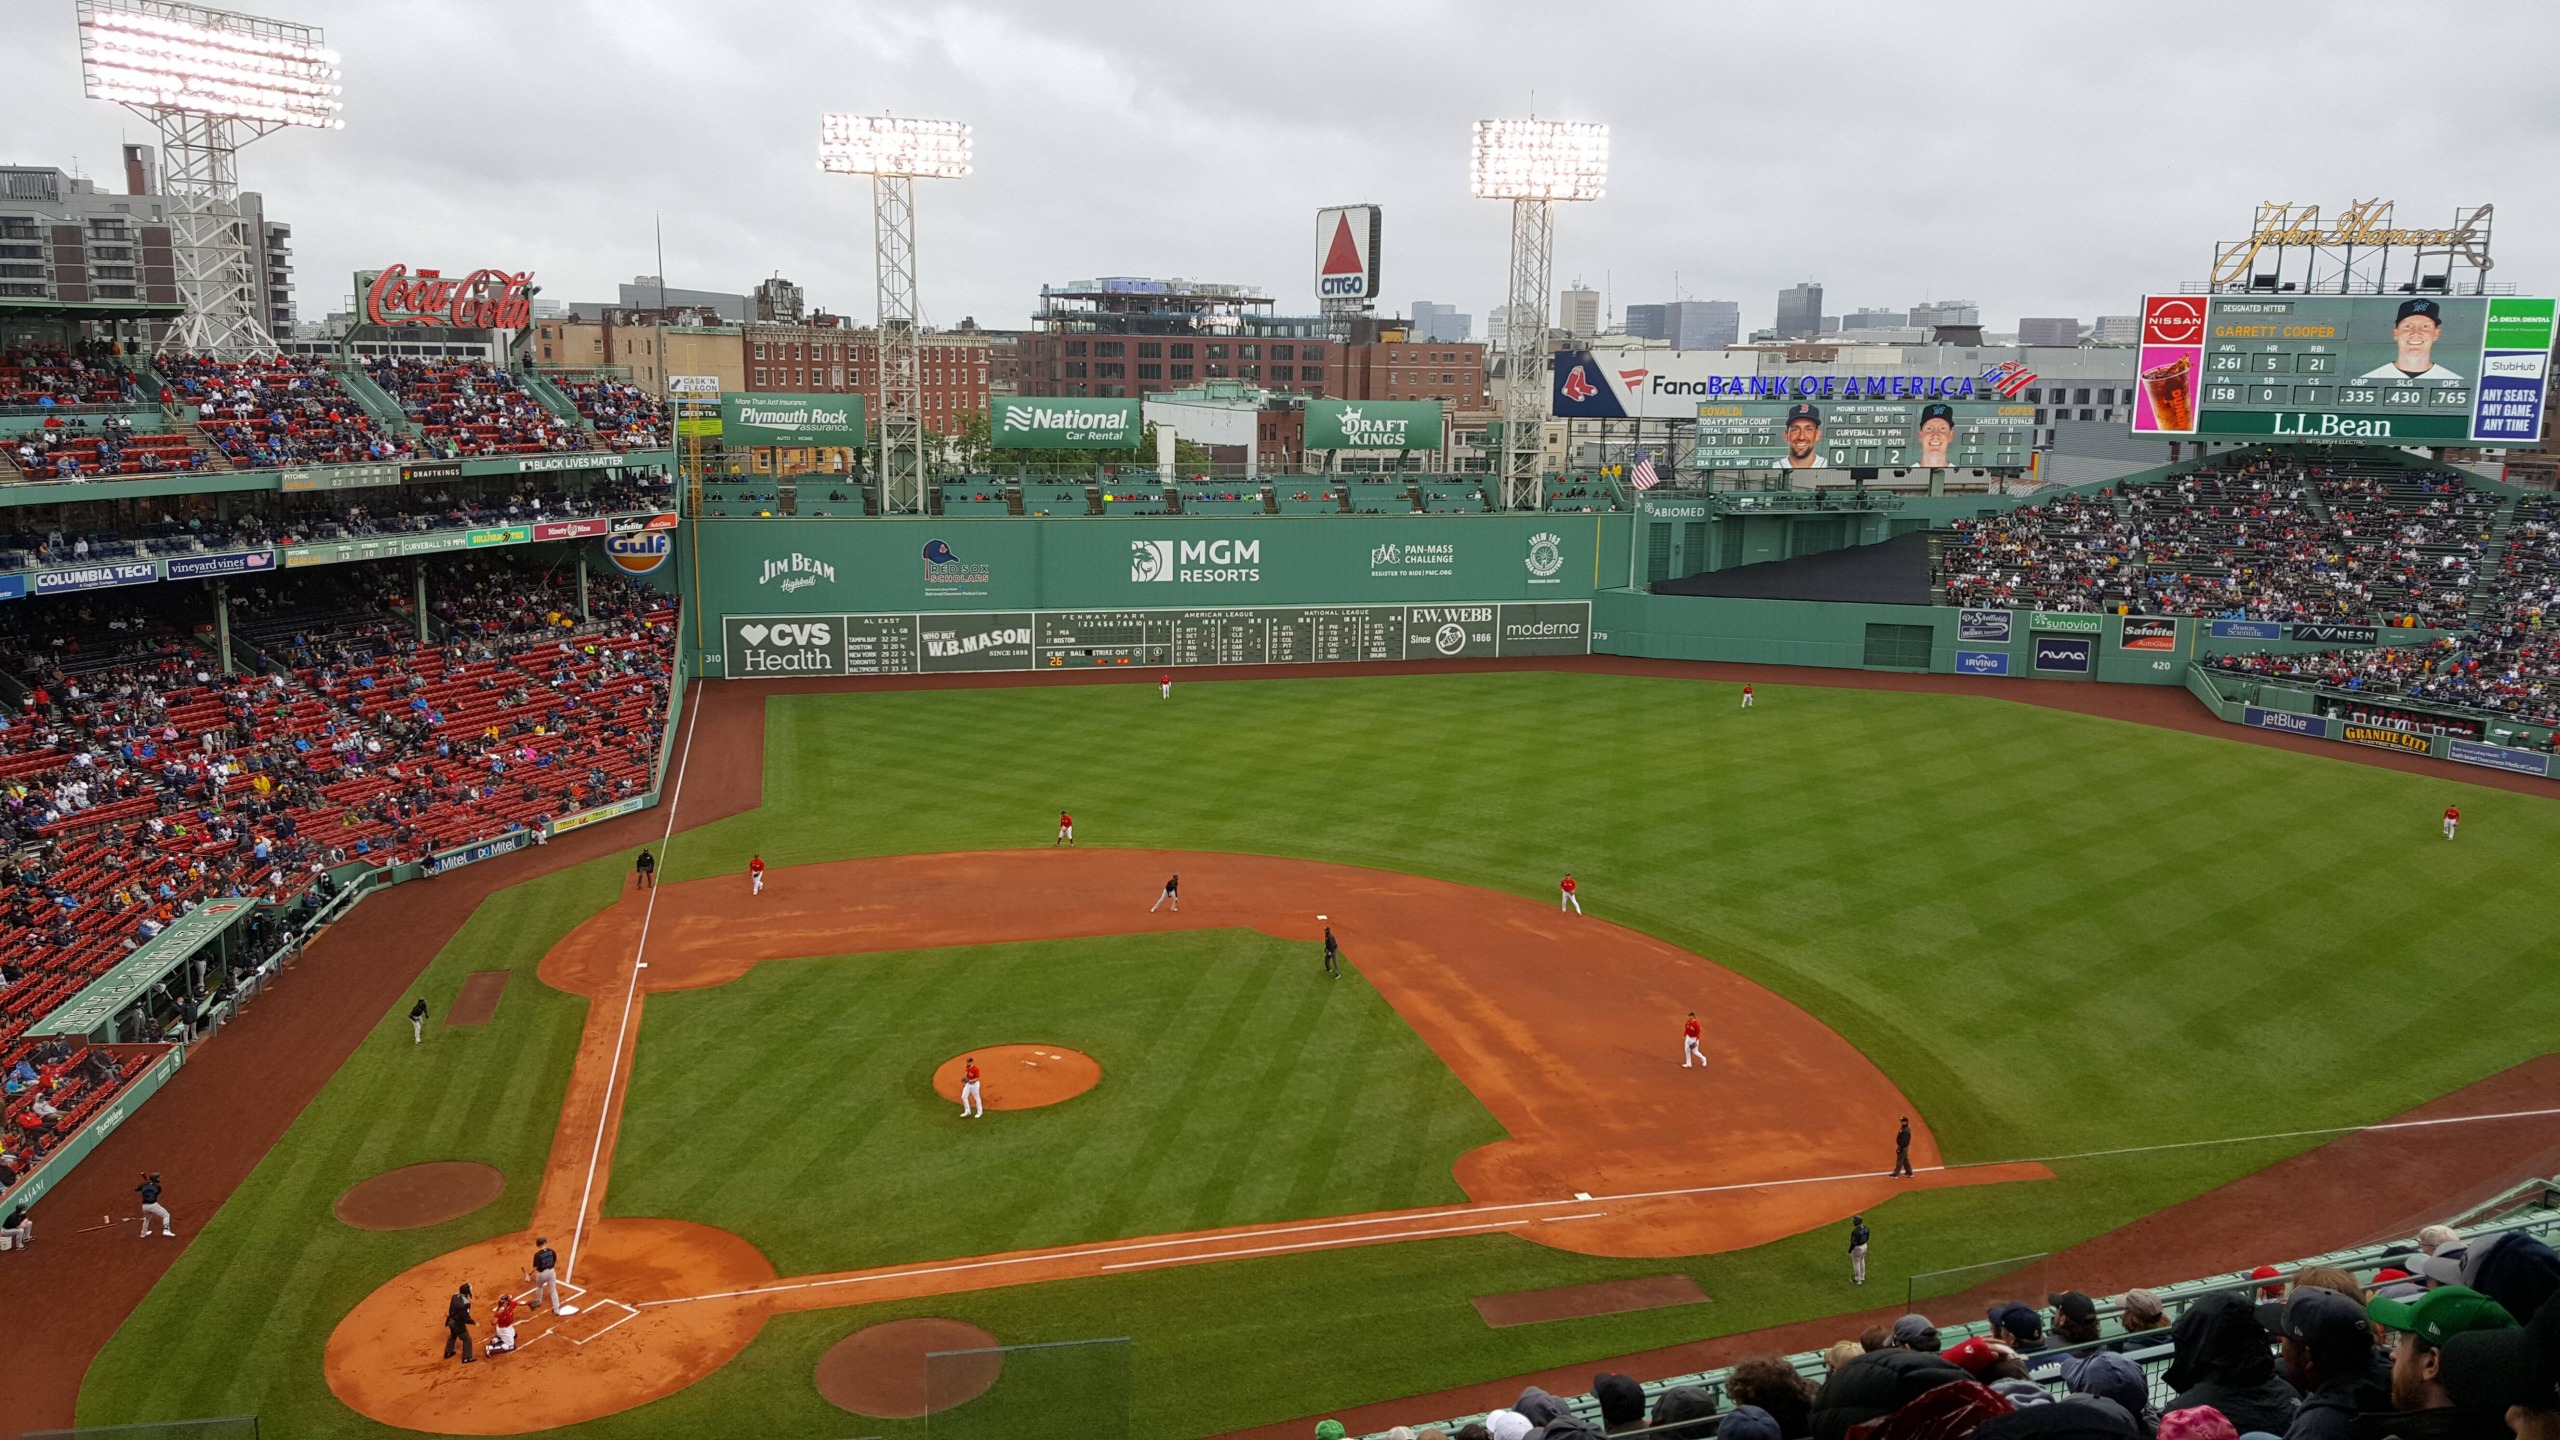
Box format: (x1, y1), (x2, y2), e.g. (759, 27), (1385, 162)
(0, 295), (188, 321)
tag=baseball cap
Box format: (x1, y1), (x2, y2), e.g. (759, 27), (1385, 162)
(1920, 402), (1956, 426)
(1893, 1312), (1944, 1352)
(2121, 1288), (2166, 1324)
(2441, 1291), (2560, 1415)
(1787, 402), (1821, 426)
(1592, 1373), (1646, 1428)
(2049, 1291), (2099, 1326)
(1721, 1405), (1783, 1440)
(2409, 1245), (2470, 1287)
(1316, 1423), (1348, 1440)
(2270, 1286), (2371, 1361)
(2368, 1285), (2515, 1346)
(2396, 298), (2443, 326)
(1943, 1336), (2004, 1376)
(1989, 1301), (2045, 1339)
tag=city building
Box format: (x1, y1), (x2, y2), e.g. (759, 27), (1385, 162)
(1839, 307), (1904, 332)
(2017, 316), (2083, 347)
(1624, 299), (1740, 352)
(0, 148), (293, 339)
(581, 275), (750, 323)
(753, 276), (806, 324)
(1409, 300), (1473, 343)
(1559, 285), (1601, 338)
(1776, 282), (1825, 340)
(526, 310), (743, 395)
(2091, 314), (2140, 345)
(1326, 335), (1488, 408)
(1015, 277), (1330, 399)
(742, 319), (991, 437)
(1908, 299), (1979, 329)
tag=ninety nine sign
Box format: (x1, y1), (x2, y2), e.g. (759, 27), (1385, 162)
(363, 265), (536, 329)
(994, 397), (1139, 449)
(720, 393), (866, 448)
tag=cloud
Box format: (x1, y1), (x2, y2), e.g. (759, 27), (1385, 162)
(3, 0), (2551, 332)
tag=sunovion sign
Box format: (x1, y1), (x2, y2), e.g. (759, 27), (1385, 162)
(361, 264), (536, 329)
(1553, 346), (1997, 420)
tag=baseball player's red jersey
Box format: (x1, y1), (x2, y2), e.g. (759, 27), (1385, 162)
(492, 1294), (519, 1327)
(1560, 876), (1577, 894)
(964, 1062), (981, 1083)
(2446, 806), (2460, 821)
(749, 858), (764, 875)
(1684, 1017), (1701, 1040)
(1060, 813), (1072, 828)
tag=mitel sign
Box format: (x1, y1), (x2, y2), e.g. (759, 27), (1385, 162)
(362, 264), (536, 330)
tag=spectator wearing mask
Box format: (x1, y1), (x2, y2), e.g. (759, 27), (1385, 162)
(2353, 1286), (2516, 1440)
(2275, 1287), (2392, 1440)
(2166, 1291), (2300, 1436)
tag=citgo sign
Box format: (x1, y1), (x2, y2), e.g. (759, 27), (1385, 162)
(604, 530), (670, 575)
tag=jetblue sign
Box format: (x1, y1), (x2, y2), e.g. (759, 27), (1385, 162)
(2243, 707), (2329, 738)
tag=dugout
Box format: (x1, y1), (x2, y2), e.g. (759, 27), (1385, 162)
(26, 896), (272, 1046)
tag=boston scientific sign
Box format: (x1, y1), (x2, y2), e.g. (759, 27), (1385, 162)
(1553, 347), (1999, 420)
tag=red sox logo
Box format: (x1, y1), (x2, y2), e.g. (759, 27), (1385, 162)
(1561, 365), (1598, 402)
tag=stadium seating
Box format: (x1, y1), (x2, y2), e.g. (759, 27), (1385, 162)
(0, 347), (138, 408)
(364, 359), (576, 458)
(0, 568), (680, 1078)
(161, 355), (413, 469)
(6, 416), (207, 480)
(554, 376), (668, 450)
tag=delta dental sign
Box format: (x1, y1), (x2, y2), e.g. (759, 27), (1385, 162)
(994, 397), (1139, 449)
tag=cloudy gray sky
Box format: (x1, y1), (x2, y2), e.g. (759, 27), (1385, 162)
(7, 0), (2556, 334)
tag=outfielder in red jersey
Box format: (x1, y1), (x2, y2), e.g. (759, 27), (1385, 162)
(959, 1057), (984, 1118)
(1683, 1012), (1705, 1069)
(1560, 874), (1581, 914)
(1056, 811), (1075, 846)
(2444, 805), (2460, 840)
(1160, 673), (1172, 700)
(748, 854), (765, 896)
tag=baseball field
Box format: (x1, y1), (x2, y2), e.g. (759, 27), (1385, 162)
(66, 665), (2560, 1438)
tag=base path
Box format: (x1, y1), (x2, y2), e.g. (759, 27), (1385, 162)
(322, 848), (2047, 1433)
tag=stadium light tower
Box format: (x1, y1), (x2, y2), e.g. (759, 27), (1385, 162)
(820, 113), (971, 516)
(1472, 118), (1607, 510)
(77, 0), (343, 359)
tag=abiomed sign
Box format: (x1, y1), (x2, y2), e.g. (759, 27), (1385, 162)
(994, 397), (1139, 449)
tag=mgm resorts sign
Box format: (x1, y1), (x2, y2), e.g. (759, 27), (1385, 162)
(994, 397), (1138, 449)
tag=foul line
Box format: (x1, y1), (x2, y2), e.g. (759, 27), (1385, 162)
(564, 684), (704, 1283)
(637, 1103), (2560, 1310)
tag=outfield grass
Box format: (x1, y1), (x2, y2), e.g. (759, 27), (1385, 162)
(611, 931), (1506, 1274)
(78, 672), (2560, 1437)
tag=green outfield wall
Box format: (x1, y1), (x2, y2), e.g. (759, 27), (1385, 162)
(1592, 590), (2198, 684)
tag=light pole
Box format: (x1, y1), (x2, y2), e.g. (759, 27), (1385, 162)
(77, 0), (343, 359)
(820, 113), (971, 516)
(1470, 118), (1606, 511)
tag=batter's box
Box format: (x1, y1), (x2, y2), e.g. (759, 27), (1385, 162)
(556, 1297), (639, 1345)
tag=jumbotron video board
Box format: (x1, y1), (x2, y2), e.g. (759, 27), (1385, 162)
(1693, 400), (2034, 469)
(2130, 293), (2555, 444)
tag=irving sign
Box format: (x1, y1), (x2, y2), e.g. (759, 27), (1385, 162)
(362, 264), (536, 329)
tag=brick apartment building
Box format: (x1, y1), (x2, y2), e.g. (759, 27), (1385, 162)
(529, 312), (990, 432)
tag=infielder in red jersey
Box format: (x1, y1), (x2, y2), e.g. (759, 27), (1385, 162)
(1683, 1012), (1705, 1068)
(1559, 874), (1581, 914)
(1056, 811), (1075, 846)
(959, 1057), (984, 1118)
(748, 854), (765, 895)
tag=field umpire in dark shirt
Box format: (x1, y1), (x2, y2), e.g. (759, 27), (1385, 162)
(444, 1282), (476, 1362)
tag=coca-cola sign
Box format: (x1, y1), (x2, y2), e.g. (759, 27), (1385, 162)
(363, 264), (536, 330)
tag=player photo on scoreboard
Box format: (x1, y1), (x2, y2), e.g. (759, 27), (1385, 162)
(2351, 296), (2478, 383)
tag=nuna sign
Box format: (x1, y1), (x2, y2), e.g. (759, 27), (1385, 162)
(363, 264), (537, 329)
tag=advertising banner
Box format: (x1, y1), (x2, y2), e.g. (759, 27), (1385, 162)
(2340, 722), (2435, 754)
(466, 526), (532, 548)
(165, 549), (277, 580)
(1690, 399), (2033, 469)
(993, 397), (1140, 449)
(2244, 706), (2329, 737)
(533, 519), (611, 541)
(2030, 612), (2104, 634)
(0, 574), (25, 602)
(549, 796), (649, 836)
(1954, 650), (2011, 675)
(2288, 622), (2380, 645)
(1304, 400), (1443, 450)
(2131, 293), (2556, 444)
(2119, 616), (2179, 652)
(719, 393), (865, 448)
(1552, 346), (2008, 420)
(2031, 634), (2094, 673)
(1958, 609), (2012, 643)
(919, 612), (1037, 672)
(723, 615), (843, 677)
(2446, 739), (2553, 777)
(33, 561), (158, 596)
(2210, 619), (2284, 640)
(1315, 205), (1381, 302)
(420, 829), (539, 876)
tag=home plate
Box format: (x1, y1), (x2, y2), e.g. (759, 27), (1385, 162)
(556, 1297), (638, 1344)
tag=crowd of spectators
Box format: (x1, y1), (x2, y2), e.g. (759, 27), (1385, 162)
(7, 412), (209, 480)
(1339, 1224), (2560, 1440)
(163, 354), (413, 469)
(0, 567), (680, 1151)
(365, 359), (576, 458)
(1938, 458), (2497, 626)
(0, 346), (141, 409)
(560, 378), (667, 450)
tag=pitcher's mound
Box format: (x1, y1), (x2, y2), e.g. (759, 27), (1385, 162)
(816, 1317), (1002, 1418)
(933, 1045), (1100, 1110)
(333, 1161), (505, 1230)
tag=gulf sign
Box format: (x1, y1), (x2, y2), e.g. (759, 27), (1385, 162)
(603, 529), (671, 575)
(1315, 205), (1381, 302)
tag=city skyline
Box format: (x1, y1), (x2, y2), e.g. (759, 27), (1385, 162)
(4, 0), (2554, 332)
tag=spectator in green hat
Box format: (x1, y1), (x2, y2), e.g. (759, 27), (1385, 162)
(2363, 1285), (2515, 1440)
(1316, 1422), (1349, 1440)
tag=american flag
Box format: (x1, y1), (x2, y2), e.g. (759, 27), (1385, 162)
(1629, 451), (1660, 490)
